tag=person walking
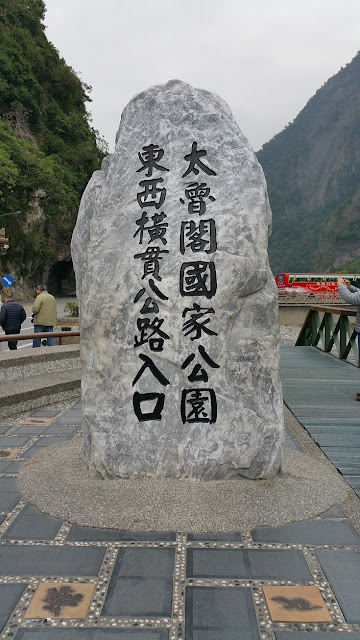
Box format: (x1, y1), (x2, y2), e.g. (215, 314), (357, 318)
(32, 284), (57, 348)
(338, 276), (360, 399)
(0, 291), (26, 350)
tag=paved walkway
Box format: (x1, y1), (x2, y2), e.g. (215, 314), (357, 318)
(0, 346), (359, 638)
(281, 346), (360, 497)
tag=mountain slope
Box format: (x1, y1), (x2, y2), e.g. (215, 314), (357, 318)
(257, 51), (360, 274)
(0, 0), (105, 295)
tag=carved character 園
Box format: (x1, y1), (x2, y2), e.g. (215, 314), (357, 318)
(180, 388), (217, 424)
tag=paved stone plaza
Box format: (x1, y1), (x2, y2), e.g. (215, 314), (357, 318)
(0, 385), (360, 639)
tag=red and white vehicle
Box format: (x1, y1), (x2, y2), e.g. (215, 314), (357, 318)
(275, 273), (360, 299)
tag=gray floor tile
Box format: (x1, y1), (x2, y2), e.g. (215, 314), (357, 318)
(43, 425), (80, 435)
(0, 460), (24, 473)
(186, 587), (259, 640)
(52, 414), (83, 425)
(0, 584), (26, 632)
(0, 492), (20, 512)
(67, 525), (175, 542)
(102, 577), (173, 616)
(0, 476), (20, 512)
(0, 477), (19, 492)
(188, 549), (311, 581)
(116, 548), (174, 578)
(283, 438), (301, 451)
(188, 533), (242, 542)
(0, 427), (11, 434)
(102, 548), (174, 617)
(0, 545), (105, 576)
(13, 426), (49, 435)
(318, 505), (346, 518)
(316, 550), (360, 623)
(276, 634), (360, 640)
(29, 410), (61, 417)
(22, 438), (70, 457)
(252, 520), (360, 545)
(0, 436), (30, 447)
(15, 631), (168, 639)
(0, 460), (17, 472)
(2, 504), (62, 540)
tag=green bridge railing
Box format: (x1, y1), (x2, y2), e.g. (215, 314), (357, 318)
(296, 306), (359, 366)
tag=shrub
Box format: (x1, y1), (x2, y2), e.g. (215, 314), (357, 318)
(64, 301), (79, 317)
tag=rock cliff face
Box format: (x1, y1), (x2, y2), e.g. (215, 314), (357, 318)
(0, 0), (104, 298)
(72, 80), (284, 481)
(257, 51), (360, 274)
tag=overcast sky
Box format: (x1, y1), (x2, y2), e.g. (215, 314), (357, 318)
(43, 0), (360, 153)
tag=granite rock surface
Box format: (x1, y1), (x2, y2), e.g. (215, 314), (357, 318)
(72, 79), (284, 480)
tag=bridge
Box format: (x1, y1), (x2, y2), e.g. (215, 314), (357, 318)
(282, 345), (360, 498)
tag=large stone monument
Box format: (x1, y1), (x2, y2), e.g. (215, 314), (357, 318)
(72, 79), (284, 480)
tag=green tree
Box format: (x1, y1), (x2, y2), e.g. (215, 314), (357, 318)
(0, 0), (106, 283)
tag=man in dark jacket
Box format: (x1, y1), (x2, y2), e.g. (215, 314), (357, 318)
(0, 292), (26, 350)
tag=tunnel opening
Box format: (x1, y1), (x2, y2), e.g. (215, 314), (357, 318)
(47, 260), (75, 296)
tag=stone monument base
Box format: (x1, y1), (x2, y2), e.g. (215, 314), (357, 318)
(18, 436), (349, 533)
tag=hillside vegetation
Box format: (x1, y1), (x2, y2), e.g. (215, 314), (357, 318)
(0, 0), (105, 293)
(257, 51), (360, 275)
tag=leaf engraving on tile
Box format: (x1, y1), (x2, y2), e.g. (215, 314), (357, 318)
(271, 596), (322, 611)
(0, 450), (10, 458)
(42, 586), (84, 616)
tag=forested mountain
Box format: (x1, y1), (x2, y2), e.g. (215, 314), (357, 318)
(257, 51), (360, 275)
(0, 0), (105, 296)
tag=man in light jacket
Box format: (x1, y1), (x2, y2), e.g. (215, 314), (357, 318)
(338, 276), (360, 399)
(32, 284), (57, 348)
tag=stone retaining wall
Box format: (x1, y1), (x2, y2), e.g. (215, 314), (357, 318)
(0, 345), (80, 381)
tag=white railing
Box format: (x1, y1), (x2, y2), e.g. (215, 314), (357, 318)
(278, 292), (350, 306)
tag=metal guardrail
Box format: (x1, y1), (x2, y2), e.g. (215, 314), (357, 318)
(278, 292), (350, 306)
(0, 330), (80, 346)
(296, 306), (359, 365)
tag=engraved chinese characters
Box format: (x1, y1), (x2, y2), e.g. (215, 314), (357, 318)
(133, 145), (170, 420)
(72, 79), (284, 480)
(132, 142), (218, 424)
(179, 145), (218, 424)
